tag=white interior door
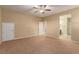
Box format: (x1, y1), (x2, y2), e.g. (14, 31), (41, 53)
(60, 16), (68, 36)
(38, 21), (45, 35)
(2, 23), (15, 41)
(59, 14), (71, 40)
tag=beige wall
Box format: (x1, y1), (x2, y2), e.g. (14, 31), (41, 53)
(43, 7), (79, 41)
(0, 8), (1, 41)
(71, 8), (79, 41)
(1, 7), (79, 42)
(2, 8), (41, 39)
(43, 15), (59, 39)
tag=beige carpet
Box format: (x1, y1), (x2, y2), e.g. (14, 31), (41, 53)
(0, 36), (79, 54)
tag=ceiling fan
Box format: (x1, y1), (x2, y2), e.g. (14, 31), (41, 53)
(33, 5), (52, 14)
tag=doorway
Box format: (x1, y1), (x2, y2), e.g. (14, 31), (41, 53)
(38, 20), (46, 35)
(59, 14), (71, 40)
(2, 22), (15, 41)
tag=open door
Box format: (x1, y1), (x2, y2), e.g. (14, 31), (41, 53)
(38, 20), (46, 35)
(59, 14), (71, 40)
(38, 21), (45, 35)
(2, 22), (15, 41)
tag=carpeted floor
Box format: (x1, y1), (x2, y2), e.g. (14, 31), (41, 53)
(0, 36), (79, 54)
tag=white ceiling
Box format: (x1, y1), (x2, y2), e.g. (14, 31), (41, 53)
(0, 5), (79, 17)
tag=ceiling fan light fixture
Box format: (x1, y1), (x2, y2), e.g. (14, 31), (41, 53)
(34, 5), (38, 8)
(40, 10), (44, 13)
(33, 5), (52, 14)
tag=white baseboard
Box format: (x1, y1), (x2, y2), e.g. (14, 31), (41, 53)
(15, 33), (38, 40)
(72, 40), (79, 44)
(45, 34), (58, 39)
(2, 33), (58, 42)
(2, 33), (38, 42)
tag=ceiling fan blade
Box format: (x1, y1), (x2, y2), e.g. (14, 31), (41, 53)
(45, 9), (51, 11)
(42, 12), (45, 14)
(33, 7), (38, 9)
(39, 5), (42, 7)
(34, 11), (38, 13)
(44, 5), (47, 8)
(39, 5), (47, 8)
